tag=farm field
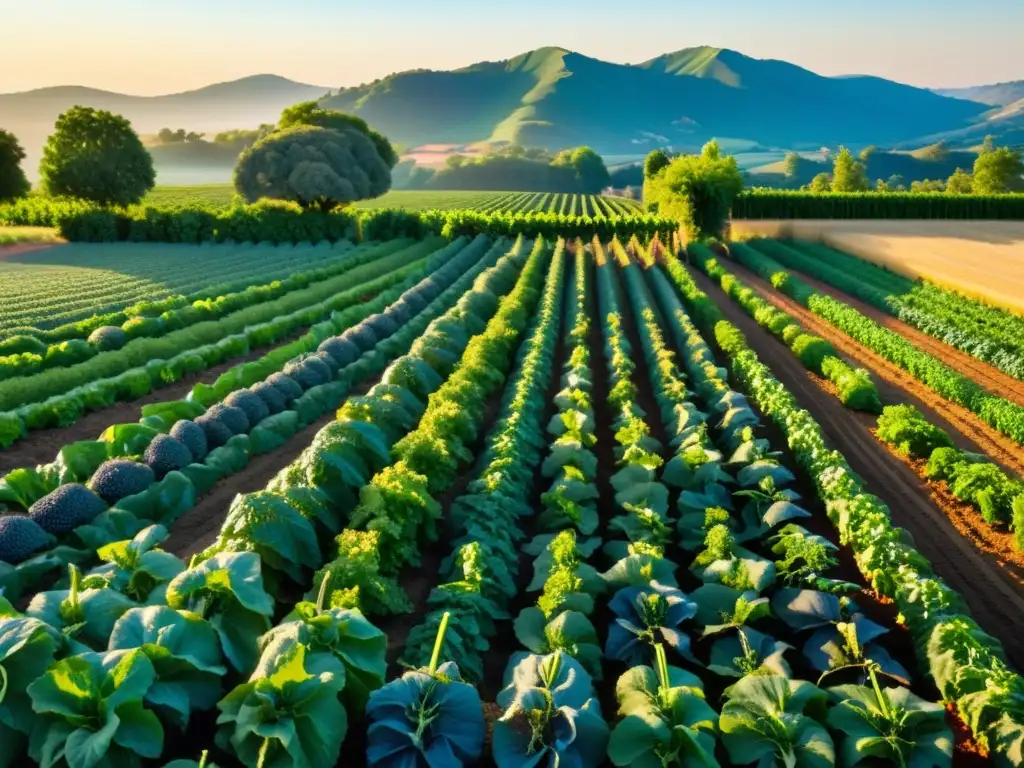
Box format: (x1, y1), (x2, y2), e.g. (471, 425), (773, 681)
(0, 231), (1022, 768)
(731, 219), (1024, 313)
(142, 184), (643, 214)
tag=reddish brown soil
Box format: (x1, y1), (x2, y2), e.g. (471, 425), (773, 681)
(791, 267), (1024, 408)
(688, 266), (1024, 671)
(0, 242), (62, 260)
(163, 408), (340, 557)
(719, 257), (1024, 479)
(0, 327), (315, 475)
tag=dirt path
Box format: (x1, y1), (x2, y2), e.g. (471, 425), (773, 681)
(163, 407), (341, 558)
(0, 326), (316, 475)
(0, 242), (63, 260)
(689, 266), (1024, 671)
(789, 267), (1024, 407)
(719, 257), (1024, 479)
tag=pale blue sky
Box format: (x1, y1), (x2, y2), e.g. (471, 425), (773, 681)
(2, 0), (1021, 94)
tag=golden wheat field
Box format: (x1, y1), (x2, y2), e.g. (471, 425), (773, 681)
(730, 219), (1024, 314)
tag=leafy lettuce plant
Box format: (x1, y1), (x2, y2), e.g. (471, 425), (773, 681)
(608, 645), (719, 768)
(211, 491), (322, 584)
(27, 648), (165, 768)
(81, 525), (184, 602)
(215, 633), (347, 768)
(493, 651), (609, 768)
(26, 564), (136, 652)
(719, 675), (835, 768)
(306, 530), (411, 617)
(107, 605), (228, 730)
(0, 606), (58, 764)
(263, 586), (387, 713)
(827, 666), (952, 768)
(366, 612), (485, 767)
(605, 582), (698, 666)
(165, 552), (274, 674)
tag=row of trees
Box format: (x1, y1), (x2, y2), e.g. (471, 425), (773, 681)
(794, 138), (1024, 195)
(408, 143), (612, 193)
(0, 102), (401, 210)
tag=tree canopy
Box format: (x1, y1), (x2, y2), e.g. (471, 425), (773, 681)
(279, 101), (398, 168)
(972, 141), (1024, 194)
(643, 140), (743, 240)
(234, 125), (391, 211)
(808, 173), (833, 193)
(643, 149), (672, 179)
(39, 107), (155, 206)
(552, 146), (611, 193)
(831, 147), (869, 192)
(946, 167), (974, 195)
(0, 128), (30, 202)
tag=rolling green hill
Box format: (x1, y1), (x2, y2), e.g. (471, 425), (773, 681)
(935, 80), (1024, 107)
(322, 46), (986, 154)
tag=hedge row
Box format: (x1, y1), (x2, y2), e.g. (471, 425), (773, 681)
(732, 190), (1024, 220)
(0, 198), (676, 244)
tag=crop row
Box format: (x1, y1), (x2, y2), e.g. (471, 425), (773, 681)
(4, 234), (1020, 767)
(0, 235), (542, 768)
(0, 239), (435, 447)
(751, 238), (1024, 382)
(734, 240), (1024, 449)
(0, 242), (348, 337)
(0, 236), (501, 598)
(0, 242), (389, 381)
(684, 240), (1024, 551)
(687, 242), (883, 412)
(657, 243), (1024, 764)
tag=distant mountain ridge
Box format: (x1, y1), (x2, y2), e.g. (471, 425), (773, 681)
(934, 80), (1024, 107)
(0, 75), (329, 180)
(0, 49), (1010, 183)
(321, 46), (986, 154)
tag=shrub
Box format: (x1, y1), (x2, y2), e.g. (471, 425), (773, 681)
(925, 446), (965, 479)
(790, 334), (835, 374)
(1014, 495), (1024, 551)
(780, 324), (804, 344)
(643, 140), (743, 240)
(821, 357), (882, 413)
(877, 405), (955, 458)
(88, 326), (127, 351)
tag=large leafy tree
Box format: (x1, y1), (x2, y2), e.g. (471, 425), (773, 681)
(643, 148), (672, 179)
(279, 101), (398, 168)
(234, 125), (391, 211)
(972, 139), (1024, 194)
(831, 147), (869, 192)
(643, 140), (744, 240)
(552, 146), (611, 194)
(0, 128), (30, 202)
(39, 107), (155, 205)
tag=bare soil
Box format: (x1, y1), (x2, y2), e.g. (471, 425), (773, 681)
(689, 265), (1024, 671)
(791, 267), (1024, 408)
(730, 219), (1024, 314)
(718, 257), (1024, 478)
(0, 242), (63, 260)
(0, 326), (315, 475)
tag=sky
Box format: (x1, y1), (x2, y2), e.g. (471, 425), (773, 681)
(2, 0), (1022, 95)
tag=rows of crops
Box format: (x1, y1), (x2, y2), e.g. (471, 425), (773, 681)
(137, 186), (644, 215)
(746, 238), (1024, 381)
(0, 241), (357, 335)
(1, 230), (1020, 768)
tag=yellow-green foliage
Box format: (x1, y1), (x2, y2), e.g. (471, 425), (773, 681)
(643, 140), (744, 241)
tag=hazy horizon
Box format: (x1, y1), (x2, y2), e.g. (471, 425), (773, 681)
(2, 0), (1023, 96)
